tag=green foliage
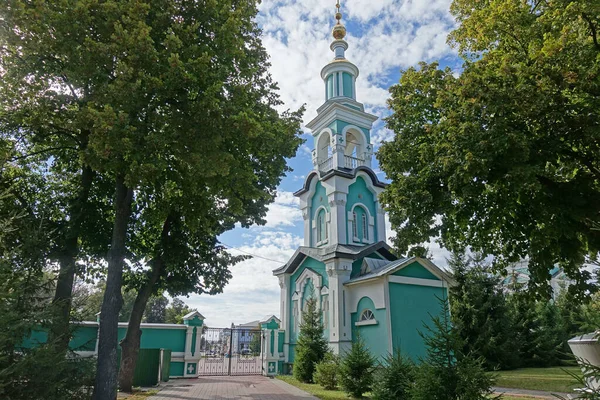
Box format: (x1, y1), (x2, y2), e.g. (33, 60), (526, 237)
(338, 334), (375, 399)
(313, 353), (339, 391)
(412, 299), (495, 400)
(1, 0), (303, 395)
(293, 297), (329, 383)
(507, 293), (567, 368)
(0, 194), (95, 399)
(379, 0), (600, 297)
(143, 295), (169, 323)
(371, 350), (415, 400)
(249, 333), (261, 356)
(165, 298), (195, 324)
(449, 252), (520, 370)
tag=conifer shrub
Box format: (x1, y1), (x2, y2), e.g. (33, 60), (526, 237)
(411, 298), (495, 400)
(338, 333), (375, 398)
(371, 350), (415, 400)
(293, 297), (329, 383)
(313, 352), (339, 390)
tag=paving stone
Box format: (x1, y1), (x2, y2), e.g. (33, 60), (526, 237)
(148, 376), (317, 400)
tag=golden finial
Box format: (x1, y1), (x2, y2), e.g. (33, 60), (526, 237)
(332, 0), (346, 40)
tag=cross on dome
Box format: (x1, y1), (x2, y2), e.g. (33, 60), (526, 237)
(332, 0), (346, 40)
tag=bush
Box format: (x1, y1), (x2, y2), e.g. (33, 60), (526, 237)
(293, 297), (329, 383)
(371, 350), (415, 400)
(338, 334), (375, 398)
(313, 353), (339, 390)
(412, 298), (495, 400)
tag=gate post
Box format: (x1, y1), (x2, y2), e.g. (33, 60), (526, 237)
(260, 316), (282, 376)
(183, 311), (205, 377)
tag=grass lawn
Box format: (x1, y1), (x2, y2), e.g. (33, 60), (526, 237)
(494, 367), (582, 393)
(277, 376), (546, 400)
(277, 375), (370, 399)
(118, 389), (159, 399)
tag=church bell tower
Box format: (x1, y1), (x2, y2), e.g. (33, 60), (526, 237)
(296, 0), (386, 248)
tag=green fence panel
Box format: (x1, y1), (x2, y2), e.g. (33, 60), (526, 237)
(133, 348), (161, 387)
(117, 348), (161, 387)
(160, 349), (171, 382)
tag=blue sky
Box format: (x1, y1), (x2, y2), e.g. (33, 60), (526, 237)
(186, 0), (459, 328)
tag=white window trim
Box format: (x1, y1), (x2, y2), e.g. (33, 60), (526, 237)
(313, 206), (330, 247)
(355, 319), (378, 327)
(347, 203), (375, 244)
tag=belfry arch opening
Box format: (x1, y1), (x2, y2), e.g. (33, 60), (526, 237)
(316, 130), (333, 167)
(344, 128), (366, 169)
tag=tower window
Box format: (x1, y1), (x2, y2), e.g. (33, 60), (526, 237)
(352, 211), (358, 238)
(316, 209), (328, 245)
(362, 213), (368, 240)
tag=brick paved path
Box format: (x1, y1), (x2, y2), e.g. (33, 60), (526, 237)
(148, 376), (318, 400)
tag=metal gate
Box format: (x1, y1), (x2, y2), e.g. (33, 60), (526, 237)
(197, 327), (264, 376)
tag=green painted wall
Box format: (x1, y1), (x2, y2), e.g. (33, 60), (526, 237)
(346, 177), (376, 244)
(393, 262), (440, 280)
(117, 327), (186, 352)
(278, 331), (284, 353)
(389, 283), (448, 361)
(170, 361), (184, 377)
(21, 325), (98, 351)
(69, 326), (98, 351)
(326, 74), (334, 99)
(351, 296), (389, 360)
(342, 72), (353, 97)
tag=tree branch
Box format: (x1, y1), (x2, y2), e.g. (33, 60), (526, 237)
(582, 13), (600, 51)
(9, 146), (78, 161)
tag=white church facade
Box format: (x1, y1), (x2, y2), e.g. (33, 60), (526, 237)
(273, 2), (454, 365)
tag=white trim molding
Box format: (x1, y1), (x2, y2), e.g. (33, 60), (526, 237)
(389, 275), (446, 288)
(355, 319), (378, 327)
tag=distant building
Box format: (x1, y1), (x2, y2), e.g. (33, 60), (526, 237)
(501, 260), (573, 299)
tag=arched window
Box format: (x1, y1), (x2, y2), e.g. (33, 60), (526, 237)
(360, 309), (375, 322)
(317, 209), (327, 244)
(352, 211), (358, 238)
(362, 213), (368, 240)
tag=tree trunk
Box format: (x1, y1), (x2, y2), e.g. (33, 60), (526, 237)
(118, 258), (163, 392)
(49, 165), (94, 352)
(93, 175), (134, 400)
(118, 215), (172, 392)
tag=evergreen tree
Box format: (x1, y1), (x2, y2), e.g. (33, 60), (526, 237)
(449, 252), (520, 369)
(338, 334), (375, 399)
(412, 298), (495, 400)
(293, 297), (329, 383)
(372, 350), (414, 400)
(143, 295), (169, 323)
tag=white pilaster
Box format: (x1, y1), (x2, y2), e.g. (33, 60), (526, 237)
(376, 202), (386, 243)
(328, 193), (347, 246)
(326, 259), (353, 355)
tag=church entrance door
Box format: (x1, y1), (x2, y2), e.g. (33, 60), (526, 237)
(197, 327), (264, 376)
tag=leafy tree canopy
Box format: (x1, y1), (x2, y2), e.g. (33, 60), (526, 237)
(379, 0), (600, 297)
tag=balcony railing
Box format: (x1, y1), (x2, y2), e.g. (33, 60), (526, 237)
(318, 157), (333, 173)
(344, 155), (365, 169)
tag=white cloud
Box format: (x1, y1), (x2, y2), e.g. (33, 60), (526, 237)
(186, 231), (302, 327)
(260, 0), (456, 122)
(260, 191), (302, 228)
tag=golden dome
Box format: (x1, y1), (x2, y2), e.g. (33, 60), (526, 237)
(332, 24), (346, 40)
